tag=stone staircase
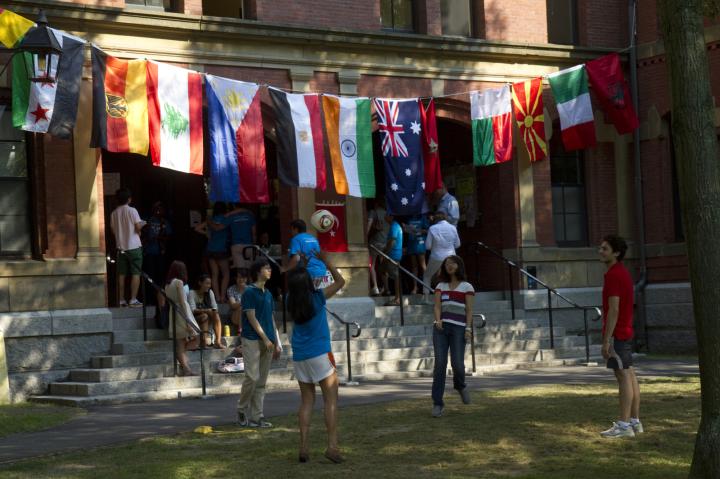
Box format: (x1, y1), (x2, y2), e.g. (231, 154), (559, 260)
(30, 292), (600, 406)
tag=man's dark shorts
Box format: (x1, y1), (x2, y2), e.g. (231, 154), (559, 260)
(118, 247), (143, 276)
(606, 339), (633, 370)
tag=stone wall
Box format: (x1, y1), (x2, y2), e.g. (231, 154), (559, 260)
(0, 308), (113, 402)
(515, 283), (696, 354)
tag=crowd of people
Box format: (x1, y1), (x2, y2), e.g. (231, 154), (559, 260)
(367, 185), (461, 306)
(109, 186), (641, 464)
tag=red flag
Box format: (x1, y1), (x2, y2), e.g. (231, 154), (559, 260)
(420, 99), (443, 193)
(316, 203), (348, 253)
(585, 53), (639, 135)
(511, 78), (547, 162)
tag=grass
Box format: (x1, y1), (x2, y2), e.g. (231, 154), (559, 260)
(0, 376), (701, 479)
(0, 403), (83, 438)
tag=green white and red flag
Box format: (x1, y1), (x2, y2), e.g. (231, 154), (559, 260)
(470, 85), (513, 166)
(547, 64), (596, 151)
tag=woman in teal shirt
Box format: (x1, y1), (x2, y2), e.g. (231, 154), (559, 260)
(287, 251), (345, 464)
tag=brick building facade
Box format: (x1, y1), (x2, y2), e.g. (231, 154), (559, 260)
(0, 0), (712, 398)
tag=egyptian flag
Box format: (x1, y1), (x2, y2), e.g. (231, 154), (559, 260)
(206, 74), (268, 203)
(511, 77), (548, 162)
(90, 47), (149, 155)
(585, 53), (639, 135)
(420, 99), (443, 193)
(12, 29), (85, 138)
(315, 202), (348, 253)
(470, 86), (513, 166)
(268, 88), (326, 190)
(0, 8), (34, 48)
(146, 61), (203, 175)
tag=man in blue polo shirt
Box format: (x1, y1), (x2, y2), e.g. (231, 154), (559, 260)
(237, 258), (281, 428)
(283, 219), (330, 288)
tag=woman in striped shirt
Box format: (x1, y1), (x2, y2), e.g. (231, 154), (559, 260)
(431, 255), (474, 418)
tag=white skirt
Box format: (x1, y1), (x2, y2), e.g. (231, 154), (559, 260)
(294, 352), (336, 384)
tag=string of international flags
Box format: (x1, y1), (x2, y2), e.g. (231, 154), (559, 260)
(2, 7), (639, 216)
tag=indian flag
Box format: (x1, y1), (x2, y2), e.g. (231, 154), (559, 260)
(322, 95), (375, 197)
(547, 64), (597, 151)
(470, 85), (513, 166)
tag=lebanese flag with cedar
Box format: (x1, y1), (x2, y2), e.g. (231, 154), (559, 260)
(146, 61), (203, 175)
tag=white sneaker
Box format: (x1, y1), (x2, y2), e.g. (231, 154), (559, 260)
(600, 422), (635, 438)
(631, 421), (644, 434)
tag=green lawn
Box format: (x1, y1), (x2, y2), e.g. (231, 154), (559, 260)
(0, 376), (700, 479)
(0, 403), (83, 438)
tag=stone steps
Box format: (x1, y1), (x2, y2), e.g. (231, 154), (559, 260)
(31, 296), (601, 406)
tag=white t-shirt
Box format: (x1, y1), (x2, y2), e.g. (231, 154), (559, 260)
(110, 204), (143, 251)
(425, 220), (460, 260)
(188, 289), (218, 312)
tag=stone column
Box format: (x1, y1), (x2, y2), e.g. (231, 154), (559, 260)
(517, 131), (539, 247)
(74, 77), (101, 254)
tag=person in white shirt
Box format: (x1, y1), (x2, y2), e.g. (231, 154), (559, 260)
(110, 188), (146, 308)
(423, 211), (460, 303)
(433, 186), (460, 226)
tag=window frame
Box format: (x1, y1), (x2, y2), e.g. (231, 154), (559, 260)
(380, 0), (416, 33)
(0, 93), (37, 258)
(546, 0), (579, 46)
(440, 0), (473, 37)
(550, 150), (589, 248)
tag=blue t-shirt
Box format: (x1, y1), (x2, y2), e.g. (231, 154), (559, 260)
(143, 216), (172, 256)
(241, 284), (276, 343)
(387, 221), (403, 261)
(289, 232), (327, 279)
(404, 216), (428, 254)
(228, 210), (255, 245)
(207, 215), (230, 253)
(291, 291), (330, 361)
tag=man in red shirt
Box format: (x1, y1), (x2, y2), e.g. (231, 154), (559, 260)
(598, 235), (642, 438)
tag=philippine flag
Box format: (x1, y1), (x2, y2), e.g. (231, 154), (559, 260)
(206, 75), (268, 203)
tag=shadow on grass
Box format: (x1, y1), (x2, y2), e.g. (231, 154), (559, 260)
(0, 377), (700, 479)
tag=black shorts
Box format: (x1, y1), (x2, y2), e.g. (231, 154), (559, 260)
(606, 339), (633, 370)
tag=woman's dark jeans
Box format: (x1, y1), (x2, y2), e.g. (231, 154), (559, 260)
(432, 322), (467, 406)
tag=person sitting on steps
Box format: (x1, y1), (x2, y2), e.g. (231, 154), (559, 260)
(188, 274), (225, 349)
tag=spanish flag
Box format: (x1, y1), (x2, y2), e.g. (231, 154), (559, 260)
(0, 8), (34, 48)
(90, 46), (149, 155)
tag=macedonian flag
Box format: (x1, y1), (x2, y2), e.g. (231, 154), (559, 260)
(511, 77), (547, 162)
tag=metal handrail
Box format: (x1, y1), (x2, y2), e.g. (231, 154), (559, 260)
(243, 245), (287, 333)
(369, 244), (433, 326)
(475, 241), (602, 363)
(326, 308), (362, 384)
(470, 313), (487, 373)
(109, 251), (209, 394)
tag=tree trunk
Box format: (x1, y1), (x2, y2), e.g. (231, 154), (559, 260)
(657, 1), (720, 478)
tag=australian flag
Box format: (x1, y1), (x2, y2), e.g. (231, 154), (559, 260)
(373, 98), (425, 216)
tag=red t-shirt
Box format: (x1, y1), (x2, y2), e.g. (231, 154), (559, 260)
(602, 262), (634, 340)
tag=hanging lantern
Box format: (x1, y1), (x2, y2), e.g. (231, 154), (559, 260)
(16, 10), (62, 83)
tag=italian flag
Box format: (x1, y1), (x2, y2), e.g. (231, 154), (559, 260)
(547, 65), (597, 151)
(146, 61), (204, 175)
(470, 85), (513, 166)
(321, 95), (375, 198)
